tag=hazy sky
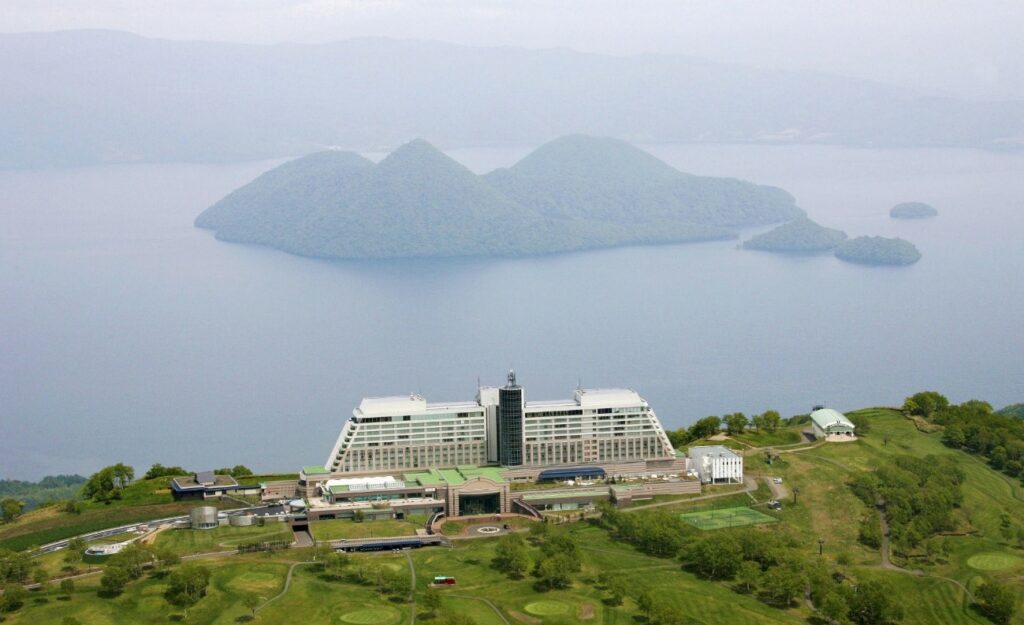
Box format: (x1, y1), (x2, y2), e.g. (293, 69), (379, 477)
(2, 1), (1023, 99)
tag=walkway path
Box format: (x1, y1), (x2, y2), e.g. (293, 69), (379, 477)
(254, 560), (312, 614)
(449, 595), (512, 625)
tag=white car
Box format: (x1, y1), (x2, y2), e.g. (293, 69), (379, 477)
(773, 477), (783, 484)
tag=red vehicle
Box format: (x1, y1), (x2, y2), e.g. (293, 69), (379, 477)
(433, 576), (456, 585)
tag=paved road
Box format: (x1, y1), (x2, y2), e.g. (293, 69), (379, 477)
(763, 477), (789, 501)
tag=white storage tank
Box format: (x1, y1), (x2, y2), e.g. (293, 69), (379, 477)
(190, 506), (219, 530)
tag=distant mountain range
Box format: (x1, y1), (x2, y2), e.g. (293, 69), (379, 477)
(195, 135), (803, 260)
(2, 30), (1023, 169)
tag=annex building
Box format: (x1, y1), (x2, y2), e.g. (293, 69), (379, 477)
(809, 408), (856, 441)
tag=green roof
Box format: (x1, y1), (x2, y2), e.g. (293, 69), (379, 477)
(523, 488), (608, 501)
(402, 465), (507, 487)
(673, 449), (686, 458)
(810, 408), (855, 431)
(326, 484), (349, 494)
(403, 469), (447, 487)
(302, 465), (330, 475)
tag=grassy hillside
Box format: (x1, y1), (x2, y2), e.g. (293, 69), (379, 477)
(3, 408), (1023, 624)
(0, 473), (292, 551)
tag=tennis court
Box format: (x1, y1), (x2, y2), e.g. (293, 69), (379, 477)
(680, 506), (778, 530)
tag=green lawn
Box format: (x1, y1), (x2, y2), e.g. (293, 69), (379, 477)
(309, 518), (420, 541)
(153, 523), (294, 556)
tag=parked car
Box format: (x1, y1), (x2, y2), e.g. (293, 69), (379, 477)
(773, 477), (783, 484)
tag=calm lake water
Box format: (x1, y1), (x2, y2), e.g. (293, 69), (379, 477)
(2, 144), (1022, 479)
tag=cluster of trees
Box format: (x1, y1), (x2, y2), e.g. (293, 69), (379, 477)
(680, 529), (902, 623)
(0, 475), (86, 511)
(311, 544), (407, 596)
(666, 410), (784, 447)
(975, 580), (1016, 625)
(1, 547), (64, 613)
(490, 524), (582, 590)
(142, 464), (190, 480)
(1, 498), (24, 523)
(598, 505), (688, 557)
(904, 392), (1024, 481)
(849, 454), (963, 553)
(214, 465), (255, 478)
(82, 463), (135, 503)
(99, 543), (180, 596)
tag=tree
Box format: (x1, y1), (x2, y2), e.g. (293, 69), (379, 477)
(492, 533), (530, 578)
(976, 581), (1016, 625)
(60, 577), (75, 596)
(599, 571), (628, 605)
(422, 586), (443, 615)
(110, 463), (134, 491)
(109, 543), (153, 579)
(534, 554), (575, 589)
(683, 535), (742, 580)
(164, 563), (212, 610)
(761, 563), (805, 607)
(82, 466), (122, 503)
(61, 499), (83, 515)
(688, 416), (722, 441)
(230, 465), (254, 478)
(858, 515), (882, 549)
(0, 548), (33, 582)
(99, 566), (130, 597)
(903, 392), (949, 419)
(153, 545), (181, 570)
(635, 589), (655, 619)
(1, 498), (24, 523)
(725, 413), (748, 435)
(759, 410), (782, 433)
(528, 519), (549, 542)
(63, 537), (85, 569)
(848, 579), (903, 625)
(32, 566), (49, 588)
(0, 582), (27, 612)
(242, 593), (261, 617)
(735, 560), (761, 594)
(353, 509), (365, 522)
(540, 532), (581, 571)
(818, 590), (850, 625)
(143, 464), (189, 480)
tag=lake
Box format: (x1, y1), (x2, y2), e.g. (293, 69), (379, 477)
(2, 144), (1022, 479)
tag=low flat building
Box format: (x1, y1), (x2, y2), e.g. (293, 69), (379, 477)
(688, 445), (743, 484)
(171, 471), (260, 500)
(810, 408), (856, 441)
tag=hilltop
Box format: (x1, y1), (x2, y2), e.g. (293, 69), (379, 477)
(742, 217), (848, 253)
(835, 236), (922, 266)
(195, 135), (803, 260)
(891, 202), (939, 219)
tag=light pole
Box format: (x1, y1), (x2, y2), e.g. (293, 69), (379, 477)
(793, 487), (800, 505)
(818, 538), (824, 556)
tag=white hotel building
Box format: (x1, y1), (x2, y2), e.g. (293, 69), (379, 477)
(326, 371), (676, 474)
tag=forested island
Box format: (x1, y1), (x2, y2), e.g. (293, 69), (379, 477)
(890, 202), (939, 219)
(742, 217), (848, 253)
(195, 135), (804, 260)
(835, 236), (922, 266)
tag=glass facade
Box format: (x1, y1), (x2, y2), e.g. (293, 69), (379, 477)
(498, 385), (524, 466)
